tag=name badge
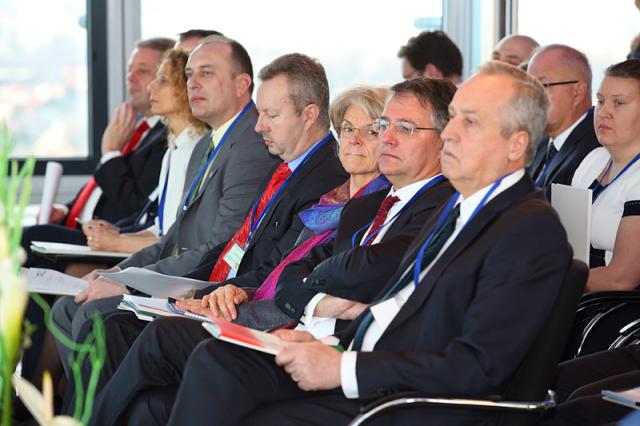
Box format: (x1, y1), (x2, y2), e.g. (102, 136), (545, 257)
(223, 243), (245, 273)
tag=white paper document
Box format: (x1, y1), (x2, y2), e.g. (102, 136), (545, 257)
(30, 241), (132, 259)
(100, 267), (212, 298)
(551, 184), (592, 265)
(38, 161), (63, 224)
(27, 267), (88, 296)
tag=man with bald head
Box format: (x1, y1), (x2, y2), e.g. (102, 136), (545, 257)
(527, 44), (600, 197)
(492, 34), (539, 67)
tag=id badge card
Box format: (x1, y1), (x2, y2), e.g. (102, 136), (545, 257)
(223, 243), (245, 273)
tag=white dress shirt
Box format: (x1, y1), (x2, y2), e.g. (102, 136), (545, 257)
(297, 175), (442, 339)
(340, 169), (526, 399)
(147, 125), (204, 236)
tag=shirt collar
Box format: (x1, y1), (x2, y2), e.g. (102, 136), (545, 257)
(144, 115), (161, 128)
(388, 174), (443, 203)
(287, 133), (329, 172)
(210, 110), (242, 148)
(456, 169), (525, 227)
(551, 111), (588, 151)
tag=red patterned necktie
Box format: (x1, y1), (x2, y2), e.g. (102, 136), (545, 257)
(64, 120), (151, 228)
(208, 162), (292, 281)
(362, 195), (400, 246)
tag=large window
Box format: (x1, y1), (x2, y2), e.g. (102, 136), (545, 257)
(141, 0), (443, 98)
(517, 0), (640, 92)
(0, 0), (88, 157)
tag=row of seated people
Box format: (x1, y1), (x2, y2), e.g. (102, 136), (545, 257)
(20, 32), (640, 425)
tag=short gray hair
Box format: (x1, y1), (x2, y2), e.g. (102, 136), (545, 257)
(477, 61), (550, 164)
(330, 86), (390, 134)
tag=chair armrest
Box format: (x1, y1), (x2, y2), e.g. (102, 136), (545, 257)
(580, 291), (640, 307)
(348, 390), (556, 426)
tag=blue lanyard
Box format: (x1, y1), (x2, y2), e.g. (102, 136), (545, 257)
(245, 133), (332, 246)
(592, 152), (640, 203)
(182, 101), (254, 211)
(412, 174), (508, 286)
(157, 156), (171, 236)
(351, 175), (446, 248)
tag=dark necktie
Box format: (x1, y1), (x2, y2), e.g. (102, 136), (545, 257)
(546, 142), (558, 166)
(186, 135), (217, 208)
(208, 162), (292, 281)
(351, 203), (461, 350)
(362, 195), (400, 245)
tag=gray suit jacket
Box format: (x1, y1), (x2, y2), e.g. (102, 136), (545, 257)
(118, 104), (279, 276)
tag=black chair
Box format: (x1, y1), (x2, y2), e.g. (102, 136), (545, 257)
(562, 291), (640, 360)
(349, 259), (589, 426)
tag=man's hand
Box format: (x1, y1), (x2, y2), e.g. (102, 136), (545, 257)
(37, 204), (67, 225)
(82, 219), (119, 236)
(276, 341), (342, 391)
(175, 299), (210, 316)
(202, 284), (249, 321)
(86, 227), (121, 251)
(75, 275), (128, 304)
(82, 266), (120, 281)
(315, 295), (368, 320)
(101, 103), (136, 154)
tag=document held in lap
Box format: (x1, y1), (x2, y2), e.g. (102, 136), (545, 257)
(99, 267), (212, 299)
(26, 268), (88, 296)
(202, 320), (285, 356)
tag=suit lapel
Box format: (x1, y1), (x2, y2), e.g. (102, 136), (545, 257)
(245, 137), (337, 251)
(383, 176), (535, 334)
(543, 110), (593, 184)
(187, 107), (259, 208)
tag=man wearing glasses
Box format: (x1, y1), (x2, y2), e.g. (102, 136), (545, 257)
(527, 44), (600, 198)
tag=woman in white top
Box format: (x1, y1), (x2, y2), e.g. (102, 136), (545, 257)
(571, 59), (640, 292)
(84, 48), (208, 252)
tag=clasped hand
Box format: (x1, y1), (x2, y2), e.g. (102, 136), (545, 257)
(175, 284), (248, 321)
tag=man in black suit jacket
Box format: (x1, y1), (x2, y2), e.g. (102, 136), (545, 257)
(89, 62), (571, 426)
(527, 44), (600, 198)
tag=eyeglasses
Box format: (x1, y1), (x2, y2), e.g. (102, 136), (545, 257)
(541, 80), (579, 90)
(372, 118), (438, 137)
(340, 124), (379, 141)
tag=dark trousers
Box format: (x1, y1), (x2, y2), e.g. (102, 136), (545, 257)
(542, 345), (640, 425)
(88, 316), (359, 426)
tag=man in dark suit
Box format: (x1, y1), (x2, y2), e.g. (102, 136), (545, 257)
(174, 77), (457, 330)
(88, 63), (572, 426)
(527, 44), (600, 198)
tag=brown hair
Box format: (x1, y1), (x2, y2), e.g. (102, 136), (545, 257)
(259, 53), (330, 128)
(390, 77), (457, 132)
(161, 48), (209, 136)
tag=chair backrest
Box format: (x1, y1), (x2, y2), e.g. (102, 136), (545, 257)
(501, 259), (588, 408)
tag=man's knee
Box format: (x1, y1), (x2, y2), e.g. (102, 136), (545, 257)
(51, 296), (79, 337)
